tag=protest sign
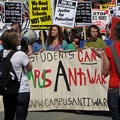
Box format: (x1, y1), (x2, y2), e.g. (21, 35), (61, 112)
(4, 2), (22, 24)
(53, 0), (77, 28)
(29, 0), (52, 30)
(75, 1), (92, 27)
(92, 9), (109, 33)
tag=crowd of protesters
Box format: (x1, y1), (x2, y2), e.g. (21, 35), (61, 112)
(0, 22), (117, 120)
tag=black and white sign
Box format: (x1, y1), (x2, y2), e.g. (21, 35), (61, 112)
(4, 2), (22, 24)
(53, 0), (77, 28)
(75, 1), (92, 26)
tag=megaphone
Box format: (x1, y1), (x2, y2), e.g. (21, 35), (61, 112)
(0, 26), (8, 40)
(21, 28), (37, 45)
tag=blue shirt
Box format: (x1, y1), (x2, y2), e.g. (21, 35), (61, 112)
(45, 40), (68, 50)
(32, 42), (42, 52)
(0, 45), (3, 50)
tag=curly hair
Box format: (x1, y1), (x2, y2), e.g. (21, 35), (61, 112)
(47, 25), (65, 47)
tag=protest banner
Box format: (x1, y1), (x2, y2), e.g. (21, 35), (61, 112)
(4, 2), (22, 24)
(0, 49), (109, 111)
(92, 9), (110, 33)
(29, 0), (52, 30)
(53, 0), (77, 28)
(75, 1), (92, 27)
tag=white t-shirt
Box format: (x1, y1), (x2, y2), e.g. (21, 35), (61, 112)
(3, 50), (30, 93)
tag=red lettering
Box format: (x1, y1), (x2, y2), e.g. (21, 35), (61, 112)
(87, 69), (105, 84)
(42, 69), (52, 88)
(78, 50), (97, 62)
(68, 68), (86, 86)
(34, 70), (40, 87)
(84, 51), (91, 61)
(78, 50), (83, 62)
(68, 68), (77, 86)
(101, 75), (106, 84)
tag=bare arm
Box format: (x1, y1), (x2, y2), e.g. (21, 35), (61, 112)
(25, 59), (33, 72)
(27, 45), (33, 55)
(91, 47), (110, 77)
(101, 51), (110, 77)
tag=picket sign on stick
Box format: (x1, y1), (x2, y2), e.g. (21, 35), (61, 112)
(41, 30), (44, 49)
(83, 25), (86, 40)
(62, 26), (64, 34)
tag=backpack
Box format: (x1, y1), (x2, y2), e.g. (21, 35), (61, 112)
(0, 50), (21, 96)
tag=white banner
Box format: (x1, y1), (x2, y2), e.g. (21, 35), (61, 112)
(0, 48), (109, 111)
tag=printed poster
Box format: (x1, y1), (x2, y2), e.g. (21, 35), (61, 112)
(92, 9), (110, 33)
(4, 2), (22, 24)
(75, 1), (92, 27)
(29, 0), (52, 30)
(53, 0), (77, 28)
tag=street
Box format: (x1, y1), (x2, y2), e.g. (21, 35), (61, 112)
(0, 110), (112, 120)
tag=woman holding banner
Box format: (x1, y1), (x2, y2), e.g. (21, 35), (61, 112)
(91, 22), (120, 120)
(45, 25), (68, 50)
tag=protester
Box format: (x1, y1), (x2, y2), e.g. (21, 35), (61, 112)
(91, 22), (120, 120)
(68, 33), (81, 50)
(68, 29), (75, 43)
(11, 22), (33, 55)
(63, 28), (70, 44)
(1, 29), (32, 120)
(32, 30), (47, 53)
(11, 22), (21, 47)
(84, 25), (107, 49)
(45, 24), (68, 50)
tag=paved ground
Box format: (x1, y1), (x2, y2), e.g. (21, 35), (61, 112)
(0, 110), (112, 120)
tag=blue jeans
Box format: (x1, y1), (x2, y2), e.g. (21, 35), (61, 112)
(3, 92), (30, 120)
(15, 92), (30, 120)
(107, 88), (120, 120)
(3, 94), (18, 120)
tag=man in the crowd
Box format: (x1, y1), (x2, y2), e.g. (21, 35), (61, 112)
(84, 25), (107, 49)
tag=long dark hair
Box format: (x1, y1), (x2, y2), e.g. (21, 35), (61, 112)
(37, 30), (47, 44)
(47, 25), (64, 47)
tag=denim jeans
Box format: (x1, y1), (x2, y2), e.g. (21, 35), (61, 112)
(15, 92), (30, 120)
(3, 92), (30, 120)
(107, 88), (120, 120)
(3, 94), (18, 120)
